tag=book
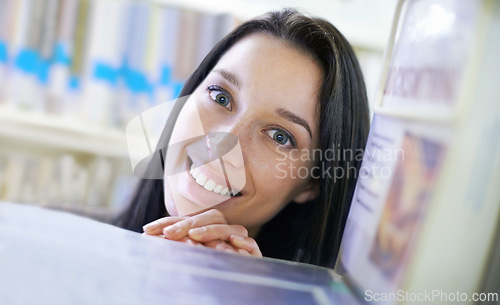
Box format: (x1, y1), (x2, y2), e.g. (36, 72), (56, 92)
(119, 1), (155, 125)
(0, 201), (359, 305)
(335, 0), (500, 303)
(0, 0), (13, 102)
(173, 9), (199, 82)
(154, 6), (181, 105)
(478, 219), (500, 304)
(79, 0), (123, 125)
(0, 0), (241, 128)
(46, 0), (78, 114)
(5, 0), (36, 110)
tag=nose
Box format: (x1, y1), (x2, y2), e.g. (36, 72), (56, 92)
(206, 132), (236, 158)
(206, 131), (245, 169)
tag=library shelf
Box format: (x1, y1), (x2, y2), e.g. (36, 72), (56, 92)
(0, 105), (128, 158)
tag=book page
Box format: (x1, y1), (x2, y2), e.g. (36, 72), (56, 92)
(337, 114), (450, 293)
(377, 0), (481, 119)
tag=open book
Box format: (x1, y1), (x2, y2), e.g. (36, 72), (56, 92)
(335, 0), (500, 303)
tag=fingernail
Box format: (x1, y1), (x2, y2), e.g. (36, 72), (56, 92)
(143, 222), (159, 232)
(189, 227), (207, 236)
(231, 234), (244, 241)
(164, 225), (179, 234)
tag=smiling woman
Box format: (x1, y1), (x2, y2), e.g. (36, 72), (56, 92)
(114, 8), (370, 267)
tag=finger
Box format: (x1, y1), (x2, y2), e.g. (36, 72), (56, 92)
(163, 209), (226, 240)
(237, 249), (251, 256)
(188, 224), (248, 243)
(230, 235), (262, 257)
(141, 232), (165, 238)
(204, 240), (239, 253)
(177, 236), (203, 246)
(204, 241), (251, 257)
(143, 216), (189, 234)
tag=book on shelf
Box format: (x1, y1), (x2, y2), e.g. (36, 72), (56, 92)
(0, 148), (139, 212)
(0, 0), (14, 101)
(173, 9), (199, 82)
(0, 0), (240, 211)
(479, 219), (500, 304)
(80, 0), (121, 125)
(46, 0), (78, 115)
(154, 6), (181, 107)
(4, 0), (38, 111)
(0, 0), (238, 129)
(334, 0), (500, 303)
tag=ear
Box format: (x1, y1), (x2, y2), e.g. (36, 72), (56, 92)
(293, 181), (319, 204)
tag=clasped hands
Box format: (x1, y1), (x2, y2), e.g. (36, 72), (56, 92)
(142, 209), (262, 257)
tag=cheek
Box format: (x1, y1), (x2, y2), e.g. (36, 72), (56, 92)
(234, 157), (312, 228)
(169, 98), (206, 145)
(251, 153), (312, 198)
(163, 178), (178, 216)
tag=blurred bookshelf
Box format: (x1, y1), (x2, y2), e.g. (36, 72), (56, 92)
(0, 0), (394, 220)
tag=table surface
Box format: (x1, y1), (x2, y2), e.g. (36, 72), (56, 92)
(0, 202), (360, 305)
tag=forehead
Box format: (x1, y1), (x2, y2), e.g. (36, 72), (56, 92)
(211, 33), (322, 128)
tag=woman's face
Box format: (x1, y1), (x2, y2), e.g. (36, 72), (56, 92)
(163, 33), (322, 235)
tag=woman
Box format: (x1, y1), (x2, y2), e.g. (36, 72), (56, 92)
(115, 8), (370, 268)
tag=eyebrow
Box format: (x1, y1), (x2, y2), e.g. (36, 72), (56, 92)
(212, 69), (241, 89)
(276, 108), (312, 139)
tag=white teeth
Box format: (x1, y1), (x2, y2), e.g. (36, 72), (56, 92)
(189, 163), (234, 196)
(213, 185), (223, 194)
(191, 167), (200, 179)
(204, 179), (216, 191)
(220, 187), (229, 196)
(195, 173), (207, 185)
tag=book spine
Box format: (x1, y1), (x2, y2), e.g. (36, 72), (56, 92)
(6, 0), (34, 109)
(0, 0), (11, 102)
(80, 0), (122, 125)
(155, 6), (181, 103)
(173, 9), (199, 82)
(47, 0), (78, 115)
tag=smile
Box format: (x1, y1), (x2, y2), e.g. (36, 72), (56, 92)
(188, 163), (243, 197)
(189, 163), (231, 196)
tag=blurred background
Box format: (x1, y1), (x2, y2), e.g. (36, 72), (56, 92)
(0, 0), (398, 220)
